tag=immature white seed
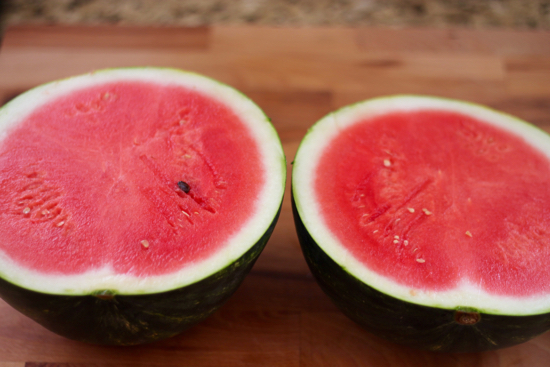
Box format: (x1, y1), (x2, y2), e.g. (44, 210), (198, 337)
(182, 211), (190, 217)
(416, 258), (425, 263)
(465, 231), (472, 237)
(422, 208), (432, 215)
(373, 230), (379, 234)
(408, 208), (415, 213)
(393, 240), (399, 244)
(404, 240), (409, 246)
(141, 240), (150, 248)
(23, 207), (31, 214)
(56, 221), (65, 227)
(394, 235), (399, 239)
(383, 159), (391, 167)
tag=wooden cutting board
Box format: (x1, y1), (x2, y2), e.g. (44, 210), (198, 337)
(0, 24), (550, 367)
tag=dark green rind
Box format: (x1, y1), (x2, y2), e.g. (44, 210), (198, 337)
(0, 205), (281, 346)
(292, 194), (550, 353)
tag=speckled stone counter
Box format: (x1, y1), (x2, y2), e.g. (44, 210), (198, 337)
(2, 0), (550, 31)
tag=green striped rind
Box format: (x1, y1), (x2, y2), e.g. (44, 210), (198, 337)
(292, 195), (550, 353)
(0, 206), (280, 346)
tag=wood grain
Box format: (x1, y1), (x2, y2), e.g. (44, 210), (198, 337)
(0, 24), (549, 366)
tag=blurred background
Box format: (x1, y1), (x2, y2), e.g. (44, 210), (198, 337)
(1, 0), (549, 32)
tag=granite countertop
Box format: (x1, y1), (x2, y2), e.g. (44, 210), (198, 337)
(1, 0), (549, 31)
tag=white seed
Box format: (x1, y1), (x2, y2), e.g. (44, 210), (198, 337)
(404, 240), (409, 246)
(394, 235), (399, 239)
(23, 207), (31, 214)
(182, 211), (190, 217)
(416, 258), (425, 263)
(141, 240), (150, 248)
(383, 159), (391, 167)
(422, 208), (432, 215)
(373, 230), (379, 234)
(408, 208), (415, 213)
(393, 240), (399, 244)
(56, 221), (65, 227)
(465, 231), (472, 237)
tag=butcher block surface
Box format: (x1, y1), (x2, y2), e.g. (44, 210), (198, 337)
(0, 25), (550, 367)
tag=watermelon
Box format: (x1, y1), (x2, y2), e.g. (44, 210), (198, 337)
(292, 95), (550, 353)
(0, 68), (285, 345)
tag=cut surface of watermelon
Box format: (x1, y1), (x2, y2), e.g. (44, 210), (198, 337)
(292, 95), (550, 315)
(0, 68), (285, 295)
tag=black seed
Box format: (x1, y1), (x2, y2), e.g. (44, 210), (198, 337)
(178, 181), (190, 193)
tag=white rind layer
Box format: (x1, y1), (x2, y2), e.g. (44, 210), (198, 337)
(0, 68), (285, 295)
(292, 95), (550, 316)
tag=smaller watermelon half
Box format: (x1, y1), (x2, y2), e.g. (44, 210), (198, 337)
(292, 95), (550, 353)
(0, 68), (285, 345)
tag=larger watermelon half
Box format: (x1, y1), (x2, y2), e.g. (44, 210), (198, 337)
(0, 68), (285, 345)
(292, 95), (550, 353)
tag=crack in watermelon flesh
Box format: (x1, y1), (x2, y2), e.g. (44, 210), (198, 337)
(0, 81), (264, 277)
(315, 110), (550, 297)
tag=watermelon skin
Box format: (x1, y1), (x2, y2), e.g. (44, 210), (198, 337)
(292, 195), (550, 353)
(0, 206), (280, 346)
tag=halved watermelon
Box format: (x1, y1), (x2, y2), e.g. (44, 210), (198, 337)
(0, 68), (285, 345)
(292, 95), (550, 353)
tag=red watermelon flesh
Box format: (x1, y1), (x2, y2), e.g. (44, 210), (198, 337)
(314, 109), (550, 298)
(0, 80), (263, 278)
